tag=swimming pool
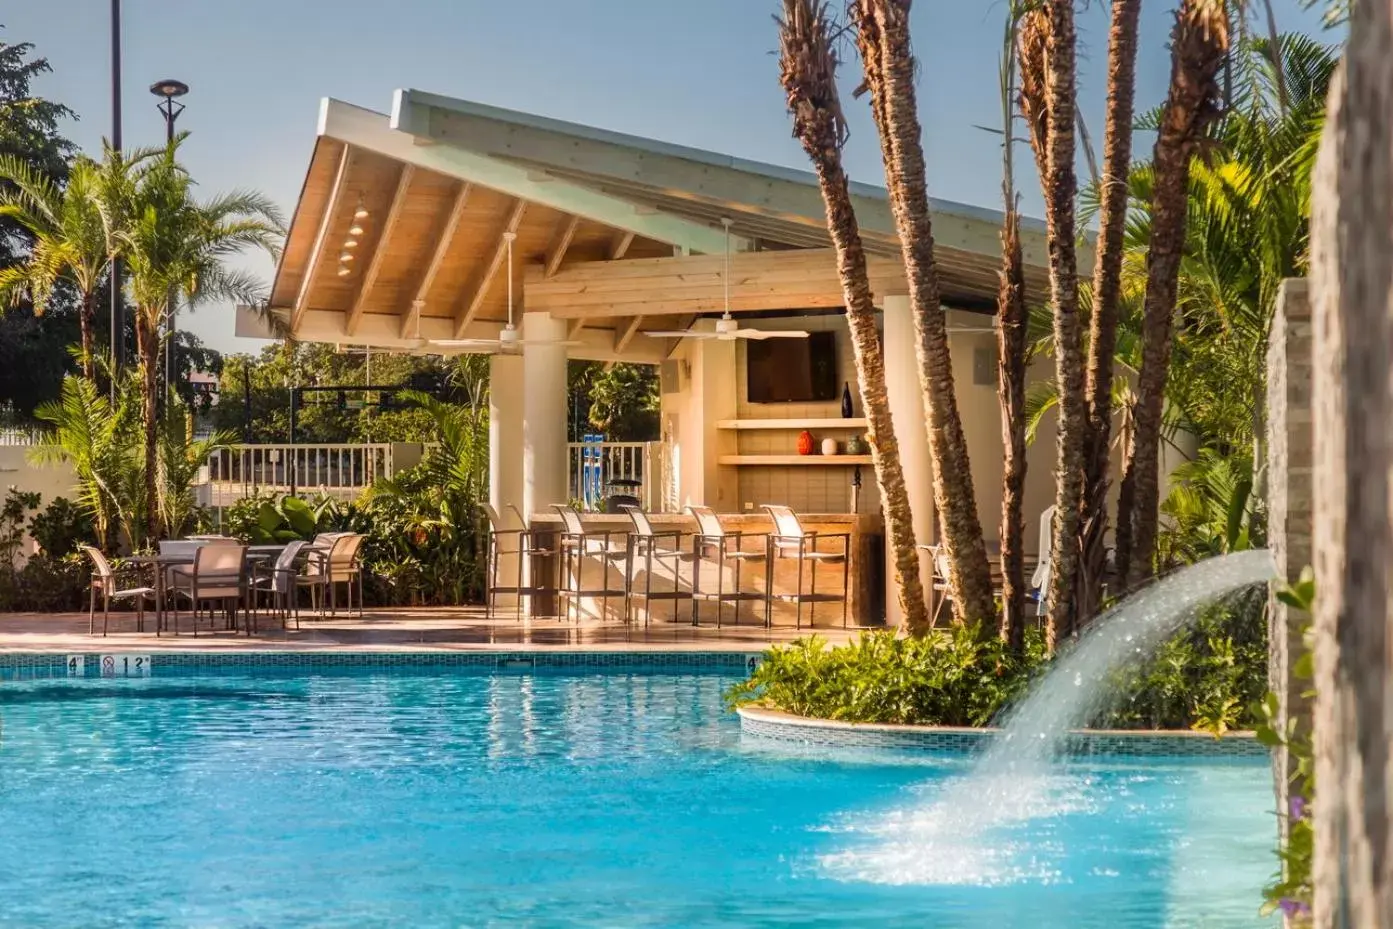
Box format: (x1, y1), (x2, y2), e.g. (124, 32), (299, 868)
(0, 661), (1273, 927)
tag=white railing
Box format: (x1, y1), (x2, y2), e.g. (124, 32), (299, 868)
(0, 428), (40, 447)
(568, 441), (666, 512)
(205, 443), (393, 506)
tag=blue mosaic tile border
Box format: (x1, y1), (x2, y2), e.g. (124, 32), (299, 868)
(0, 650), (763, 680)
(739, 709), (1267, 759)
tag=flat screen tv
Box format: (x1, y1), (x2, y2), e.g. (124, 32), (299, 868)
(746, 331), (838, 403)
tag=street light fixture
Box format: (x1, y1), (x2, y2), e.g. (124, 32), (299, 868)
(149, 79), (189, 144)
(150, 79), (189, 413)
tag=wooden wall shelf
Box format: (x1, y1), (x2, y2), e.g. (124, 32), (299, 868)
(715, 418), (868, 431)
(717, 454), (873, 467)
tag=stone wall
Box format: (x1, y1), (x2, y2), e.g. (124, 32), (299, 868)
(1266, 277), (1313, 841)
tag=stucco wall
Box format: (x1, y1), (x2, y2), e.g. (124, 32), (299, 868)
(0, 447), (77, 560)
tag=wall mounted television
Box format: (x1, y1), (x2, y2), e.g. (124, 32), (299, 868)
(746, 331), (838, 403)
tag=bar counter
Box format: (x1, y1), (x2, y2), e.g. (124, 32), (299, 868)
(526, 511), (885, 628)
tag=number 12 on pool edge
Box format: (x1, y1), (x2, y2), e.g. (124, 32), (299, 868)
(98, 655), (152, 678)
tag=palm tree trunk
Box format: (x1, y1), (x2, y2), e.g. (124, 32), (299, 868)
(1116, 0), (1228, 589)
(79, 289), (96, 381)
(1018, 2), (1088, 650)
(1078, 0), (1141, 624)
(996, 4), (1028, 653)
(853, 0), (996, 627)
(997, 209), (1029, 651)
(136, 312), (160, 543)
(778, 0), (931, 634)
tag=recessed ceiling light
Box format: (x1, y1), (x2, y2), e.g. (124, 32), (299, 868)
(349, 224), (365, 236)
(344, 239), (358, 248)
(337, 267), (351, 277)
(339, 253), (354, 262)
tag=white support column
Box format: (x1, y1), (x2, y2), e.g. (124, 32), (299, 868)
(522, 312), (569, 519)
(489, 353), (524, 515)
(488, 352), (524, 608)
(881, 295), (935, 626)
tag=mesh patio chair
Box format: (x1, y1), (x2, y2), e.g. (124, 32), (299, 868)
(685, 505), (769, 628)
(483, 503), (532, 621)
(80, 546), (155, 636)
(249, 540), (309, 631)
(620, 505), (694, 626)
(554, 504), (627, 623)
(1030, 505), (1056, 617)
(168, 542), (248, 636)
(763, 504), (850, 629)
(305, 533), (364, 617)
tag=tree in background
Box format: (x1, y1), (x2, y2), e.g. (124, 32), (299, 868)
(851, 0), (996, 627)
(113, 137), (283, 539)
(778, 0), (933, 635)
(1115, 0), (1229, 587)
(567, 361), (660, 441)
(0, 155), (112, 378)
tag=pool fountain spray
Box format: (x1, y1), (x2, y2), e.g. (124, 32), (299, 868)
(822, 549), (1277, 886)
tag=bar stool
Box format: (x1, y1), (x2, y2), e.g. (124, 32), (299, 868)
(685, 505), (770, 627)
(763, 504), (851, 629)
(554, 504), (628, 622)
(620, 506), (694, 626)
(482, 503), (530, 621)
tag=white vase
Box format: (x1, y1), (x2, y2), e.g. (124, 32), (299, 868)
(821, 438), (839, 456)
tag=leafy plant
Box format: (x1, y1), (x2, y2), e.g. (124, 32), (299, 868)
(224, 492), (344, 544)
(27, 496), (96, 557)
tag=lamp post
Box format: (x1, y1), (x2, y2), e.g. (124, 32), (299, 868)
(109, 0), (124, 389)
(150, 80), (188, 411)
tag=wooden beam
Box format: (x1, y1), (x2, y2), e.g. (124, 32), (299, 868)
(608, 230), (635, 261)
(455, 199), (527, 336)
(404, 182), (471, 337)
(614, 315), (644, 353)
(346, 164), (414, 336)
(545, 216), (580, 277)
(292, 145), (351, 332)
(525, 247), (907, 319)
(567, 319), (588, 339)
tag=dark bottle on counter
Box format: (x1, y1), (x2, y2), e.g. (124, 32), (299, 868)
(840, 382), (854, 418)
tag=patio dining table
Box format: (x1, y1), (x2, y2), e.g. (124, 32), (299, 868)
(126, 543), (290, 634)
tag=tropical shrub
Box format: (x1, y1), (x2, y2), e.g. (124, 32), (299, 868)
(731, 596), (1266, 733)
(0, 488), (90, 611)
(223, 492), (348, 544)
(28, 496), (96, 557)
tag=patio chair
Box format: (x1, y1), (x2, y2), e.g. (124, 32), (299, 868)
(620, 505), (694, 626)
(483, 503), (530, 621)
(763, 504), (850, 629)
(1029, 505), (1056, 616)
(305, 533), (365, 617)
(168, 542), (249, 636)
(249, 540), (309, 631)
(685, 505), (769, 628)
(80, 545), (155, 636)
(918, 543), (954, 624)
(554, 504), (627, 622)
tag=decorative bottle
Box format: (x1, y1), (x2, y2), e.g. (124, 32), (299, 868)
(840, 382), (854, 418)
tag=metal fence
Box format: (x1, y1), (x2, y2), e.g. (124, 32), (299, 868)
(567, 441), (665, 512)
(205, 443), (393, 506)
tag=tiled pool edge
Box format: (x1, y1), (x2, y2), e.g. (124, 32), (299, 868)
(0, 650), (764, 676)
(738, 707), (1267, 758)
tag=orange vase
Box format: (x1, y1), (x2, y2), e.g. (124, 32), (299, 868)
(797, 430), (815, 455)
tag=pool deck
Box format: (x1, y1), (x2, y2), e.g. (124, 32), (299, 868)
(0, 608), (867, 653)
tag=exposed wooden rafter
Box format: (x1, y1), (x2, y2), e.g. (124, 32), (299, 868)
(292, 145), (352, 331)
(608, 229), (635, 260)
(345, 164), (414, 336)
(403, 182), (471, 337)
(567, 319), (588, 340)
(544, 215), (580, 276)
(614, 315), (644, 353)
(454, 199), (527, 336)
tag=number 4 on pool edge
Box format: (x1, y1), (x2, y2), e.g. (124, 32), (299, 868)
(66, 656), (86, 677)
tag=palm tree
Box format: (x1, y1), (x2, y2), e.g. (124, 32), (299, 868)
(851, 0), (997, 627)
(1017, 3), (1087, 649)
(1078, 0), (1141, 623)
(157, 406), (231, 539)
(995, 3), (1030, 652)
(1115, 0), (1229, 588)
(29, 374), (141, 549)
(113, 138), (282, 540)
(777, 0), (931, 634)
(0, 154), (110, 379)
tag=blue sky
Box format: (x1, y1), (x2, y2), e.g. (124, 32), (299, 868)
(10, 1), (1333, 352)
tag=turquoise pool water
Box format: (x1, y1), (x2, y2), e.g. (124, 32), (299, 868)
(0, 666), (1273, 927)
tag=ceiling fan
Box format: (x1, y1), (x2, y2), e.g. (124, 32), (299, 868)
(643, 219), (809, 342)
(407, 232), (580, 354)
